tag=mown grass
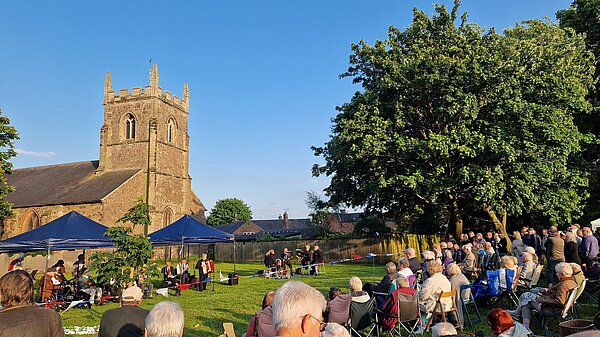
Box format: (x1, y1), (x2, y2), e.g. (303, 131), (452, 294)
(60, 261), (598, 337)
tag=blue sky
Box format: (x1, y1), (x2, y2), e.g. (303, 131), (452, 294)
(0, 1), (570, 219)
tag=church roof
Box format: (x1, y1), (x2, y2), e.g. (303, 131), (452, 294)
(5, 160), (141, 208)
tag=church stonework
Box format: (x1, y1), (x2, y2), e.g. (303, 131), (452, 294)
(1, 65), (204, 239)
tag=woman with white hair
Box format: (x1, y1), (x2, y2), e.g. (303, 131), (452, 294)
(565, 232), (582, 265)
(458, 245), (475, 273)
(447, 263), (469, 324)
(349, 277), (370, 303)
(418, 260), (452, 332)
(518, 252), (536, 286)
(431, 322), (458, 337)
(509, 262), (577, 329)
(397, 258), (413, 278)
(322, 322), (350, 337)
(523, 246), (538, 264)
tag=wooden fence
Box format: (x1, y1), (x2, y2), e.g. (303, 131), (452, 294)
(212, 234), (439, 263)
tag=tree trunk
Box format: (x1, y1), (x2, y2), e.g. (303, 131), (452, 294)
(483, 206), (512, 253)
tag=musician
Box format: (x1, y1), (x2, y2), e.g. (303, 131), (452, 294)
(136, 266), (154, 299)
(301, 245), (311, 269)
(264, 250), (277, 269)
(72, 254), (86, 278)
(195, 253), (213, 291)
(281, 248), (293, 273)
(50, 260), (67, 283)
(41, 269), (64, 302)
(177, 258), (190, 284)
(311, 245), (324, 275)
(161, 261), (180, 296)
(76, 268), (102, 305)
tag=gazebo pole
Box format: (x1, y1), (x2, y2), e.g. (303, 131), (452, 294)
(233, 239), (237, 273)
(40, 240), (50, 302)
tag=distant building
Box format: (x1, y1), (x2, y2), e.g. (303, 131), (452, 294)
(329, 211), (362, 233)
(1, 65), (205, 239)
(217, 211), (313, 241)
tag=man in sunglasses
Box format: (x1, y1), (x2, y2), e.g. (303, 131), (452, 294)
(272, 281), (327, 337)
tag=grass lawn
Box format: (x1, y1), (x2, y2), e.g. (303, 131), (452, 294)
(60, 261), (598, 336)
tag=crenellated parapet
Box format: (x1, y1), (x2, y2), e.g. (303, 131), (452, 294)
(103, 64), (189, 112)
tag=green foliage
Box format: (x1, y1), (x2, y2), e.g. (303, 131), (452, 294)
(313, 2), (595, 231)
(207, 198), (252, 226)
(90, 227), (154, 288)
(0, 109), (18, 221)
(305, 191), (338, 239)
(557, 0), (600, 222)
(117, 197), (151, 232)
(255, 234), (277, 242)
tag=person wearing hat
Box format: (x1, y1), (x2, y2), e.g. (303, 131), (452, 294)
(99, 286), (150, 337)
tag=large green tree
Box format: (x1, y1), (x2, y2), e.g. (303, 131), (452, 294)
(312, 2), (594, 236)
(206, 198), (252, 226)
(557, 0), (600, 222)
(0, 109), (18, 238)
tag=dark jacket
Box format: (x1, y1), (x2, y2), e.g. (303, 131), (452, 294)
(372, 271), (399, 293)
(312, 249), (323, 264)
(162, 266), (177, 280)
(0, 305), (64, 337)
(99, 305), (150, 337)
(564, 241), (581, 264)
(408, 257), (421, 273)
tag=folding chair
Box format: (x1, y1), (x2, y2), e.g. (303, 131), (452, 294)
(349, 297), (380, 337)
(517, 264), (543, 293)
(219, 322), (237, 337)
(424, 289), (462, 332)
(385, 291), (422, 337)
(572, 279), (588, 319)
(459, 284), (481, 327)
(539, 286), (579, 335)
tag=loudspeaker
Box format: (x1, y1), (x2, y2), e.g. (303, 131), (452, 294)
(228, 272), (239, 286)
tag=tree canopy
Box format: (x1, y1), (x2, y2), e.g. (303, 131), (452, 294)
(206, 198), (252, 226)
(312, 2), (595, 234)
(557, 0), (600, 222)
(117, 197), (151, 234)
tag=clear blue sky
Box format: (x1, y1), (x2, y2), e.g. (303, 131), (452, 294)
(0, 1), (570, 220)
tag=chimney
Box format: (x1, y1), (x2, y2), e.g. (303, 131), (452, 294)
(278, 214), (283, 220)
(283, 211), (289, 228)
(340, 209), (347, 214)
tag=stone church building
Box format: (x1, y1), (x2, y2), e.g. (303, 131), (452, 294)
(0, 65), (205, 239)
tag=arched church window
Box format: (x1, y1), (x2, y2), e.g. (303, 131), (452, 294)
(22, 209), (40, 232)
(167, 118), (175, 143)
(125, 113), (136, 140)
(163, 207), (174, 227)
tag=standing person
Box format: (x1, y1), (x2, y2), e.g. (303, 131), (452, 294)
(582, 226), (599, 269)
(0, 270), (64, 337)
(406, 248), (421, 273)
(195, 253), (212, 291)
(301, 245), (312, 270)
(99, 286), (150, 337)
(565, 232), (582, 264)
(72, 253), (86, 278)
(311, 245), (323, 275)
(281, 248), (293, 274)
(545, 230), (564, 285)
(145, 302), (185, 337)
(272, 281), (327, 337)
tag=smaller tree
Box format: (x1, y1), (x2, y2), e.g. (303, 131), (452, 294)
(90, 227), (156, 288)
(306, 191), (338, 239)
(118, 197), (151, 234)
(207, 198), (252, 226)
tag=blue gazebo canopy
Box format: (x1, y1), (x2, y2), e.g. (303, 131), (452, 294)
(0, 211), (113, 253)
(148, 215), (234, 246)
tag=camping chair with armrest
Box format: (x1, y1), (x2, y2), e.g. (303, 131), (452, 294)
(349, 296), (380, 337)
(424, 289), (462, 333)
(572, 279), (588, 319)
(459, 284), (481, 328)
(539, 286), (579, 335)
(517, 264), (543, 293)
(384, 290), (422, 337)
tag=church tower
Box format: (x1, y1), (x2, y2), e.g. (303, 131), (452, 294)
(98, 65), (195, 233)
